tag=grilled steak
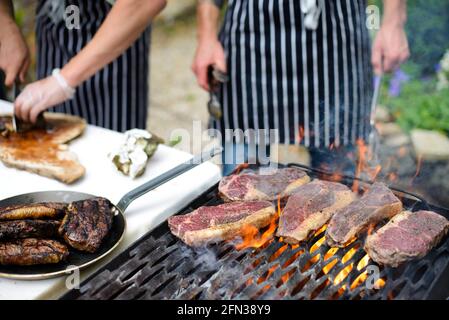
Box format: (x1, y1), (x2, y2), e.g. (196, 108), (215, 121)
(219, 167), (310, 201)
(0, 238), (69, 266)
(0, 220), (60, 240)
(0, 202), (66, 220)
(168, 201), (276, 246)
(365, 211), (449, 267)
(59, 197), (114, 253)
(326, 183), (403, 247)
(276, 180), (355, 244)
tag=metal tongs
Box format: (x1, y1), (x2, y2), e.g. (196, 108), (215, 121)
(207, 65), (229, 120)
(368, 72), (383, 157)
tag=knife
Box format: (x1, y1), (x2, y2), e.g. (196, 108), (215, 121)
(11, 80), (20, 132)
(11, 80), (46, 132)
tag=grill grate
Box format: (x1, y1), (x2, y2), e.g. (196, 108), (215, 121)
(62, 165), (449, 300)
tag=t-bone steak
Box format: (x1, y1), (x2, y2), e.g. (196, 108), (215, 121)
(218, 167), (310, 201)
(326, 182), (403, 247)
(168, 201), (276, 246)
(365, 210), (449, 267)
(276, 180), (355, 244)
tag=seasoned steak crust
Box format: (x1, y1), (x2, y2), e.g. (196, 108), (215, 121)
(277, 180), (356, 244)
(0, 202), (67, 220)
(0, 238), (69, 266)
(168, 201), (277, 246)
(365, 211), (449, 267)
(59, 197), (114, 253)
(0, 220), (60, 240)
(219, 167), (310, 201)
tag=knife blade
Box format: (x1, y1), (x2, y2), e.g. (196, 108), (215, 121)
(11, 80), (46, 132)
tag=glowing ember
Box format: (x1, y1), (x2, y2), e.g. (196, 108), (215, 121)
(341, 246), (359, 264)
(310, 236), (326, 253)
(282, 249), (305, 268)
(322, 259), (338, 274)
(324, 248), (339, 261)
(334, 263), (353, 285)
(268, 244), (288, 262)
(350, 271), (368, 290)
(314, 224), (327, 237)
(357, 254), (370, 270)
(257, 264), (278, 284)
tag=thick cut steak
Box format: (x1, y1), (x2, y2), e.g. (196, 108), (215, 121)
(0, 202), (66, 220)
(219, 168), (310, 201)
(0, 220), (60, 240)
(0, 238), (69, 266)
(365, 211), (449, 267)
(276, 180), (355, 244)
(168, 201), (276, 246)
(59, 197), (114, 253)
(326, 183), (402, 247)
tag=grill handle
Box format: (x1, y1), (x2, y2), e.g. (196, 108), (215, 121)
(116, 147), (223, 212)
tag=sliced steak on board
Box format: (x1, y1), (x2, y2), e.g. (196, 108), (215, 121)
(0, 220), (60, 240)
(59, 197), (114, 253)
(218, 168), (310, 201)
(276, 180), (356, 244)
(365, 211), (449, 267)
(326, 183), (403, 247)
(168, 201), (276, 246)
(0, 238), (69, 266)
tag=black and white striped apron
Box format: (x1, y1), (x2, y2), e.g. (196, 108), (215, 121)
(36, 0), (151, 132)
(212, 0), (373, 147)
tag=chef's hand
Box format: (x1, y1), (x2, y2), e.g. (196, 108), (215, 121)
(192, 38), (226, 91)
(0, 19), (30, 86)
(14, 72), (75, 123)
(372, 23), (409, 75)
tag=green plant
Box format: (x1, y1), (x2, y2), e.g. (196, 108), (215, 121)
(387, 80), (449, 134)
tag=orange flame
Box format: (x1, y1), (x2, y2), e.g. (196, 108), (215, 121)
(235, 196), (281, 250)
(353, 139), (382, 192)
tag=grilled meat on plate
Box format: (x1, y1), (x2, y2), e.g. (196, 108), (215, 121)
(365, 210), (449, 267)
(326, 183), (403, 247)
(0, 220), (60, 240)
(219, 167), (310, 201)
(0, 202), (66, 220)
(0, 238), (69, 266)
(277, 180), (355, 244)
(59, 197), (114, 253)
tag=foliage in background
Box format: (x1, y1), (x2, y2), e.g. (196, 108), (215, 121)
(387, 80), (449, 134)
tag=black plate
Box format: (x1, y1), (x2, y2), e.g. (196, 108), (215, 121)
(0, 191), (126, 280)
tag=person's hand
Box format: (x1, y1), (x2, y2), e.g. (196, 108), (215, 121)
(191, 38), (226, 91)
(0, 20), (30, 86)
(372, 23), (410, 75)
(14, 74), (74, 123)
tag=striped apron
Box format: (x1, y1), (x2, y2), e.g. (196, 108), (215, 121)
(36, 0), (151, 132)
(213, 0), (373, 147)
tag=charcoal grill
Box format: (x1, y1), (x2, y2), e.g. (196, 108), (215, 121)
(61, 164), (449, 300)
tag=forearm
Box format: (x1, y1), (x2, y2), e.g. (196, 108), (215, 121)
(61, 0), (166, 87)
(382, 0), (407, 27)
(197, 0), (221, 43)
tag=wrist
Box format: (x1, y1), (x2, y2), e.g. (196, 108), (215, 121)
(53, 69), (76, 99)
(382, 12), (407, 29)
(60, 64), (81, 88)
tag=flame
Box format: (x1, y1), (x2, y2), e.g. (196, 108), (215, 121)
(257, 264), (278, 284)
(353, 139), (382, 192)
(235, 196), (281, 250)
(410, 154), (423, 185)
(282, 249), (305, 268)
(297, 127), (305, 144)
(234, 163), (250, 174)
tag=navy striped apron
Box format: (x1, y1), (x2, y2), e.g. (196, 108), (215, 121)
(36, 0), (151, 132)
(212, 0), (373, 148)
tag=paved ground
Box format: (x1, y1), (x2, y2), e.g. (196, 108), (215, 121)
(148, 14), (213, 155)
